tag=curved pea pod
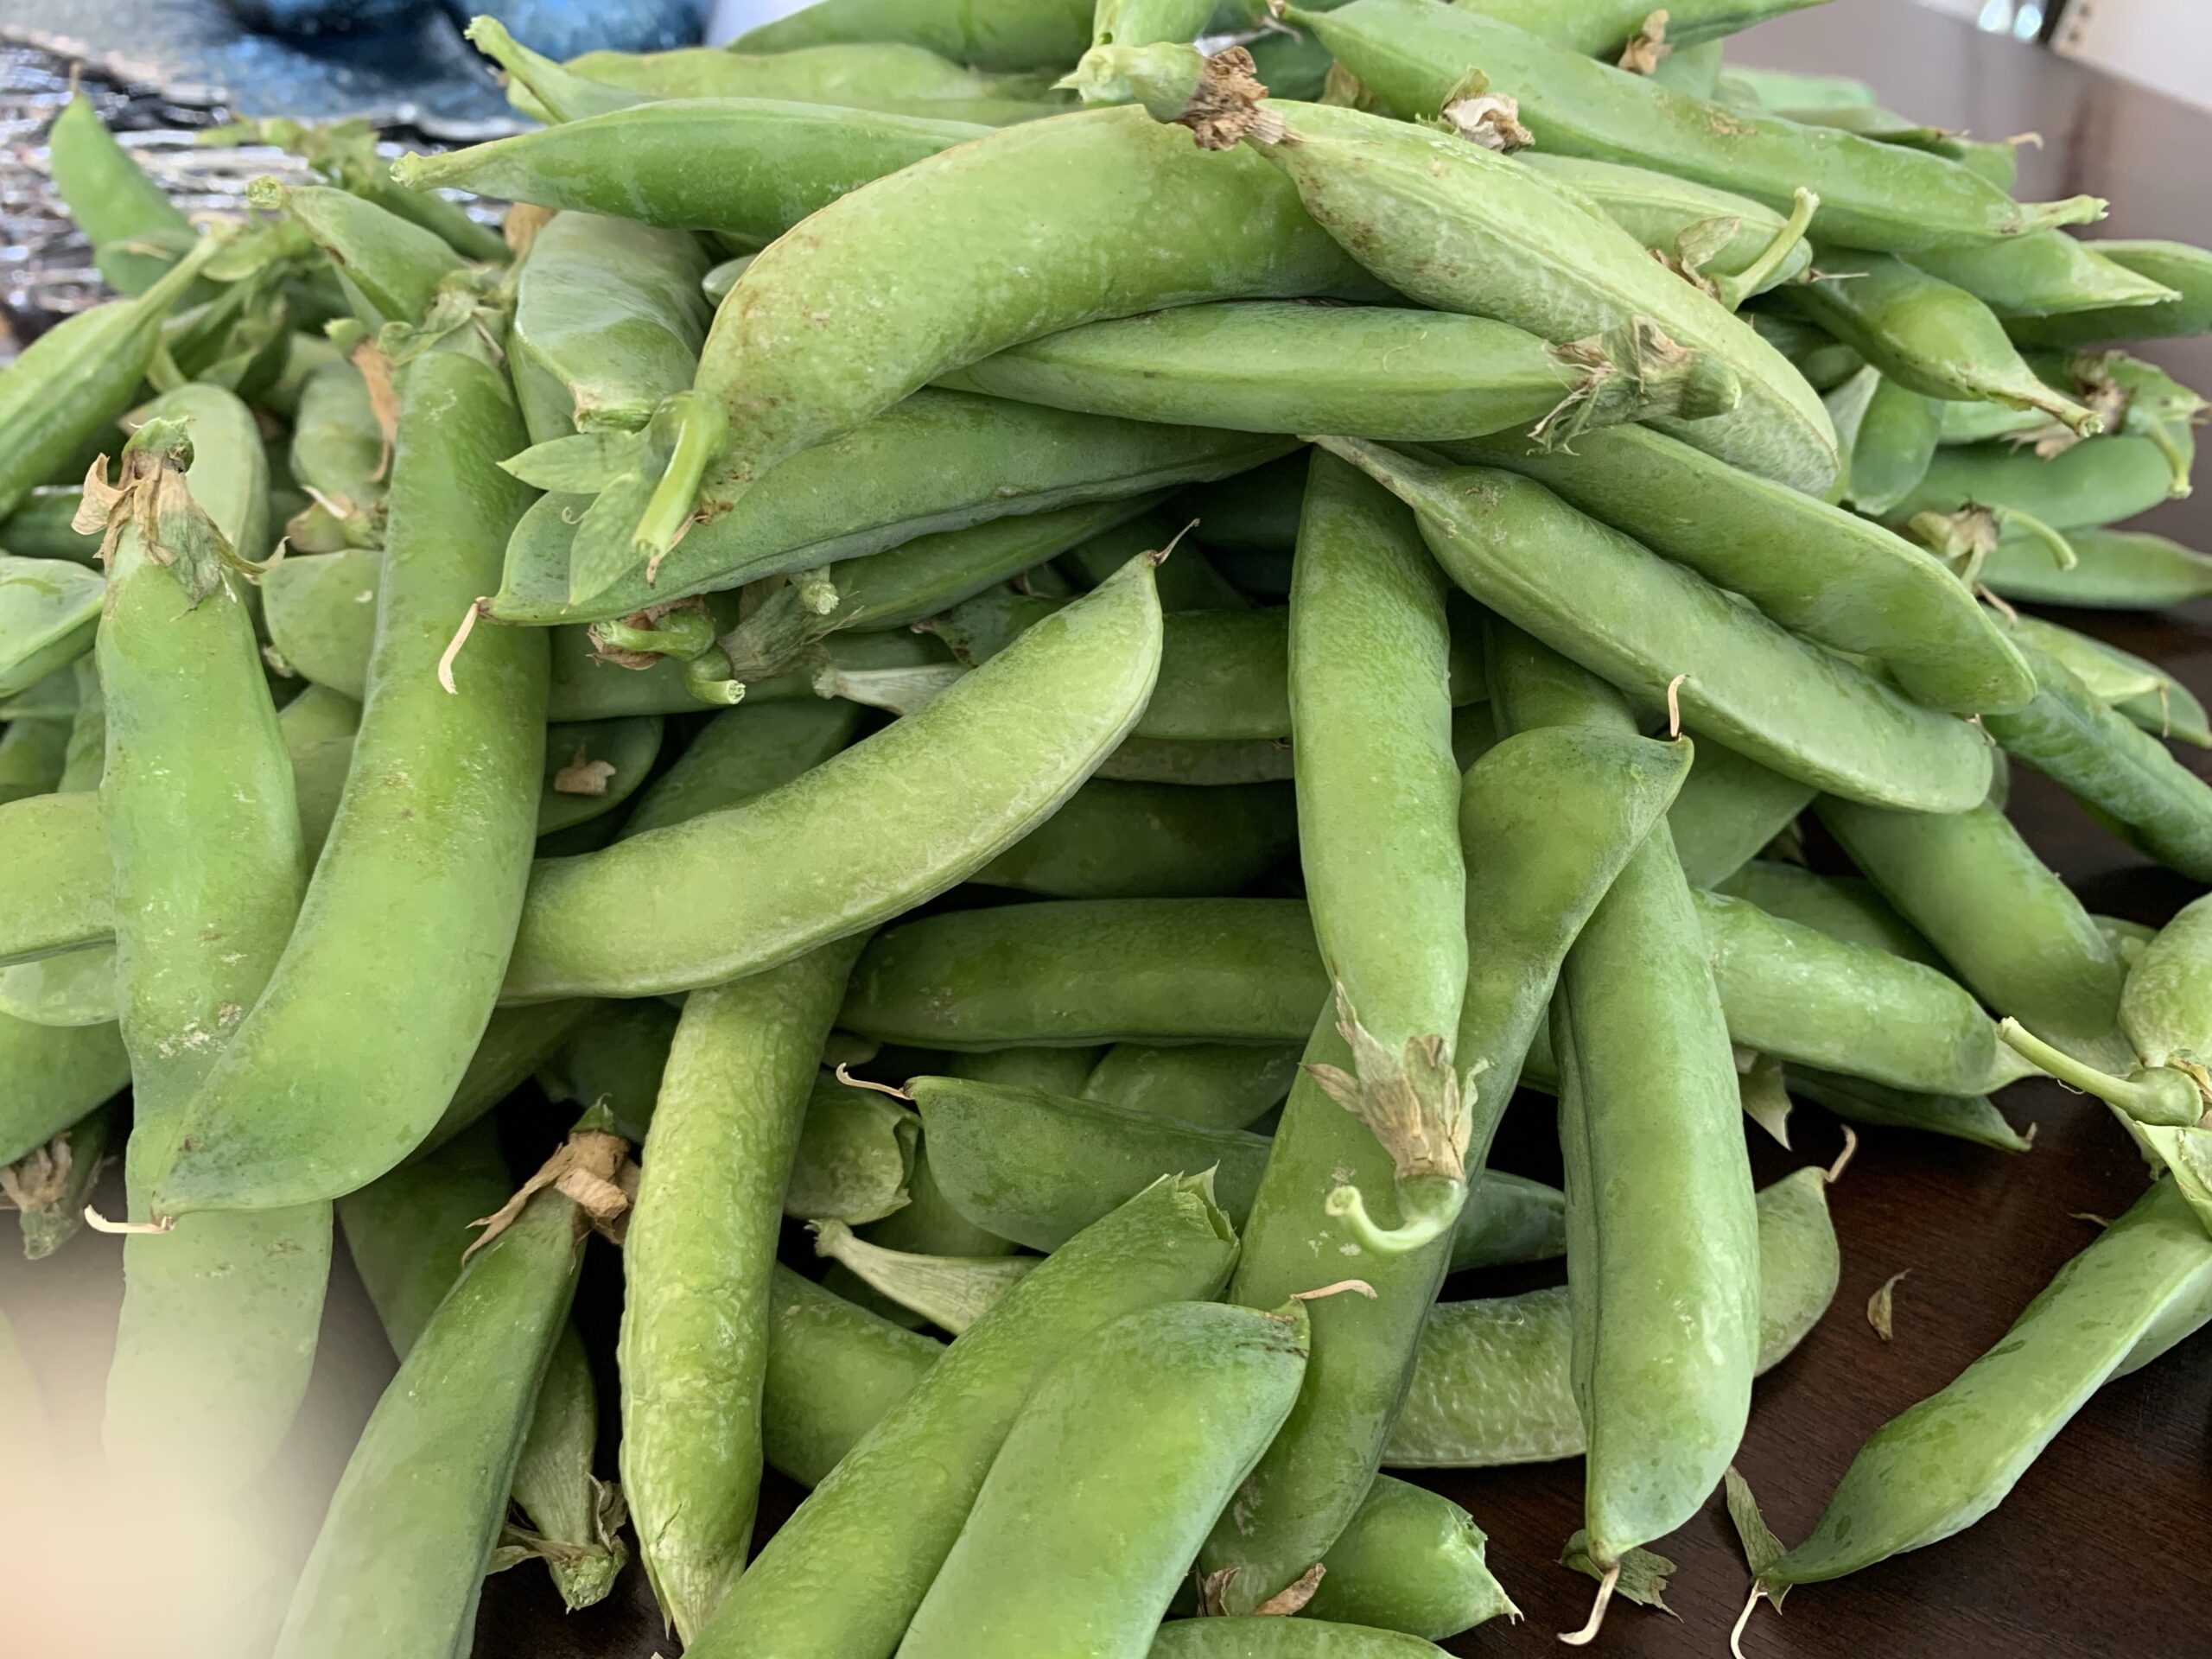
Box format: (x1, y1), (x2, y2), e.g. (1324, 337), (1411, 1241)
(287, 357), (389, 549)
(0, 1013), (130, 1166)
(737, 0), (1094, 72)
(1385, 1168), (1838, 1469)
(509, 212), (712, 445)
(761, 1262), (941, 1486)
(492, 391), (1293, 626)
(1294, 0), (2100, 253)
(504, 556), (1163, 1001)
(1444, 421), (2025, 715)
(2122, 895), (2212, 1077)
(537, 716), (662, 836)
(1083, 1041), (1302, 1129)
(788, 1070), (921, 1230)
(1818, 797), (2129, 1070)
(1324, 438), (1992, 811)
(1983, 525), (2212, 609)
(1892, 427), (2195, 531)
(1152, 1620), (1451, 1656)
(1295, 1476), (1516, 1641)
(573, 37), (1027, 101)
(274, 1116), (620, 1659)
(1664, 740), (1815, 890)
(149, 338), (549, 1219)
(899, 1300), (1310, 1659)
(842, 896), (1325, 1047)
(1714, 860), (1944, 968)
(2007, 238), (2212, 348)
(947, 300), (1738, 440)
(0, 791), (110, 964)
(1982, 637), (2212, 884)
(1789, 250), (2102, 432)
(396, 99), (982, 238)
(251, 179), (468, 333)
(1694, 888), (2018, 1096)
(622, 942), (860, 1643)
(1822, 365), (1942, 518)
(0, 559), (105, 698)
(630, 105), (1382, 583)
(47, 95), (204, 298)
(0, 221), (216, 521)
(1913, 233), (2182, 321)
(972, 776), (1293, 898)
(338, 1124), (623, 1610)
(1517, 152), (1815, 306)
(682, 1176), (1237, 1659)
(1784, 1066), (2031, 1151)
(1753, 1177), (2212, 1600)
(626, 698), (861, 834)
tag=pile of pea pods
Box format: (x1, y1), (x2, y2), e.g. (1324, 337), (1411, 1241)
(5, 0), (2212, 1653)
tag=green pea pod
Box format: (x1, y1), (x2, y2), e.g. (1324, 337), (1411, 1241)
(0, 1012), (130, 1166)
(10, 1097), (117, 1258)
(1822, 365), (1941, 519)
(1982, 525), (2212, 610)
(1718, 66), (1879, 110)
(151, 334), (550, 1217)
(2122, 894), (2212, 1075)
(1755, 1177), (2212, 1599)
(629, 106), (1382, 585)
(414, 1000), (599, 1157)
(2007, 238), (2212, 348)
(972, 776), (1294, 898)
(88, 384), (330, 1491)
(1083, 1041), (1301, 1130)
(1151, 1619), (1449, 1656)
(1913, 233), (2181, 321)
(251, 180), (468, 331)
(47, 95), (204, 297)
(1891, 427), (2195, 529)
(1817, 796), (2129, 1071)
(1294, 0), (2100, 253)
(504, 555), (1164, 1001)
(1664, 739), (1816, 890)
(1783, 1065), (2031, 1152)
(338, 1123), (623, 1609)
(1177, 452), (1306, 551)
(1517, 152), (1815, 306)
(534, 1001), (681, 1146)
(947, 300), (1738, 440)
(1441, 419), (2028, 715)
(1096, 734), (1295, 785)
(737, 0), (1095, 72)
(683, 1174), (1237, 1659)
(843, 896), (1325, 1047)
(0, 486), (101, 563)
(1714, 861), (1944, 968)
(0, 558), (105, 698)
(274, 1114), (618, 1659)
(622, 940), (861, 1643)
(1320, 437), (1993, 812)
(0, 941), (115, 1025)
(1286, 450), (1466, 1253)
(0, 791), (111, 963)
(286, 357), (388, 548)
(492, 391), (1293, 626)
(625, 699), (861, 834)
(1294, 1474), (1516, 1640)
(509, 211), (712, 445)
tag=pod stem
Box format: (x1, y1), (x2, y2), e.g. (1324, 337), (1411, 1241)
(629, 391), (728, 584)
(1716, 188), (1819, 310)
(1325, 1172), (1465, 1255)
(2137, 416), (2195, 498)
(1998, 1019), (2203, 1127)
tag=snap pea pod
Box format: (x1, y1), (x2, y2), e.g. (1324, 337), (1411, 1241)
(491, 391), (1293, 626)
(1293, 1474), (1516, 1641)
(150, 334), (550, 1218)
(1783, 1065), (2031, 1151)
(47, 95), (202, 296)
(1386, 1168), (1838, 1468)
(396, 99), (984, 238)
(1294, 0), (2099, 253)
(1714, 861), (1944, 968)
(737, 0), (1095, 72)
(0, 236), (213, 520)
(1934, 395), (2049, 447)
(1789, 248), (2101, 430)
(0, 558), (105, 699)
(972, 776), (1294, 898)
(2123, 895), (2212, 1076)
(906, 1073), (1566, 1270)
(1096, 734), (1295, 785)
(629, 105), (1382, 591)
(1151, 1622), (1447, 1657)
(1321, 438), (1993, 811)
(1913, 233), (2182, 321)
(0, 939), (113, 1027)
(1066, 0), (1217, 103)
(683, 1175), (1238, 1659)
(1827, 365), (1942, 518)
(900, 1300), (1309, 1659)
(0, 486), (100, 562)
(273, 1114), (617, 1659)
(1980, 638), (2212, 883)
(535, 716), (661, 836)
(11, 1096), (116, 1258)
(414, 1001), (599, 1158)
(0, 791), (109, 963)
(1755, 1176), (2212, 1597)
(1516, 152), (1815, 305)
(1718, 67), (1879, 110)
(0, 717), (69, 806)
(625, 699), (862, 835)
(1665, 740), (1816, 890)
(2007, 238), (2212, 348)
(622, 940), (861, 1643)
(944, 301), (1738, 439)
(1818, 797), (2130, 1069)
(1440, 420), (2027, 715)
(287, 357), (387, 550)
(1176, 452), (1307, 552)
(1082, 1041), (1302, 1129)
(1982, 525), (2212, 609)
(503, 556), (1163, 1001)
(1694, 889), (2016, 1096)
(1058, 513), (1249, 610)
(842, 897), (1326, 1048)
(569, 39), (1031, 103)
(0, 1011), (130, 1166)
(508, 211), (712, 445)
(337, 1123), (622, 1610)
(90, 386), (330, 1491)
(1285, 450), (1465, 1254)
(1891, 427), (2195, 529)
(251, 180), (467, 333)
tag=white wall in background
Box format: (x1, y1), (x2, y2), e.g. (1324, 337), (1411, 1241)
(2056, 0), (2212, 113)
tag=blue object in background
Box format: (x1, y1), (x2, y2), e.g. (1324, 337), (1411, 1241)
(446, 0), (709, 57)
(224, 0), (429, 32)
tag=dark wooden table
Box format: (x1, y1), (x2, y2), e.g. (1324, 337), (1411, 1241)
(3, 3), (2203, 1656)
